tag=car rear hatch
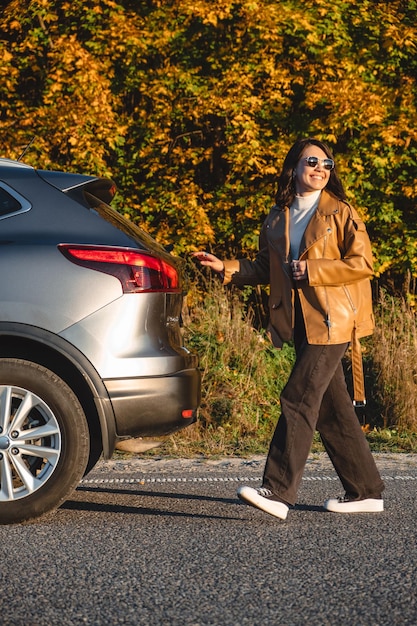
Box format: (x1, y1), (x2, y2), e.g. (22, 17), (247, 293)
(36, 169), (179, 269)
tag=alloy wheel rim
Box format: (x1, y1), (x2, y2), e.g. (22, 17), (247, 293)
(0, 385), (61, 502)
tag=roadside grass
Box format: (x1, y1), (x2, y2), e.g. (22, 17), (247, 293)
(176, 272), (295, 456)
(369, 289), (417, 432)
(123, 276), (417, 459)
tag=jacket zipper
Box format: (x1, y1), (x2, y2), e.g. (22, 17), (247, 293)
(323, 229), (331, 341)
(323, 286), (332, 342)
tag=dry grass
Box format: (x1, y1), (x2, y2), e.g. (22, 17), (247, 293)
(370, 290), (417, 431)
(142, 278), (417, 459)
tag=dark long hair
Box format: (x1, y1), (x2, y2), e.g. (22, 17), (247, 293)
(274, 138), (347, 209)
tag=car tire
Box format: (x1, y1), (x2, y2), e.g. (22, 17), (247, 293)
(0, 358), (90, 524)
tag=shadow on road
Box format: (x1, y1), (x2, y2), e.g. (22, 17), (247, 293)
(60, 484), (325, 518)
(60, 484), (242, 520)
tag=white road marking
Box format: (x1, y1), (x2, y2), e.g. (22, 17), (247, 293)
(81, 474), (417, 485)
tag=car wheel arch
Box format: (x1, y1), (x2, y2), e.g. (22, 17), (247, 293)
(0, 323), (117, 464)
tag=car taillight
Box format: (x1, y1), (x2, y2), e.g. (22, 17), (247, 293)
(59, 245), (180, 293)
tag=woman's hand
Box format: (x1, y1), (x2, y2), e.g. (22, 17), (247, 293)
(291, 259), (307, 281)
(192, 251), (225, 273)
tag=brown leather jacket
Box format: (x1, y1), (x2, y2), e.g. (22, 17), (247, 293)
(223, 189), (375, 403)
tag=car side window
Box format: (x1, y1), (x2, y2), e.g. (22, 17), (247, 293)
(0, 183), (31, 219)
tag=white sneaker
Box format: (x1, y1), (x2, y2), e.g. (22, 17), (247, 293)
(324, 496), (384, 513)
(237, 486), (289, 519)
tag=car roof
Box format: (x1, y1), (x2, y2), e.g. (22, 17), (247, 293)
(0, 158), (116, 203)
(0, 158), (33, 170)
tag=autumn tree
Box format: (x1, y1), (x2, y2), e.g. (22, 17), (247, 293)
(1, 0), (416, 287)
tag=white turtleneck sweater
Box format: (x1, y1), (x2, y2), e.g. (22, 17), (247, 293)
(289, 189), (321, 261)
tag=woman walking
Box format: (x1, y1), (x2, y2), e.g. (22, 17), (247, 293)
(193, 137), (384, 520)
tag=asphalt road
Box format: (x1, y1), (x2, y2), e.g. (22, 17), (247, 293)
(1, 453), (417, 626)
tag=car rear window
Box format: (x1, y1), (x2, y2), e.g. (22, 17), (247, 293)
(83, 191), (169, 256)
(0, 184), (31, 219)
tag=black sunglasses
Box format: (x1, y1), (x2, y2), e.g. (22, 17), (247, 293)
(302, 156), (335, 171)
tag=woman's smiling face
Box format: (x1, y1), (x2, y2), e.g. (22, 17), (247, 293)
(294, 145), (332, 196)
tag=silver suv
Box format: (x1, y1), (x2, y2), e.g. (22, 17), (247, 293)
(0, 158), (200, 524)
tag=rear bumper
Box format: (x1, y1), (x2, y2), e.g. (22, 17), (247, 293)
(104, 367), (201, 439)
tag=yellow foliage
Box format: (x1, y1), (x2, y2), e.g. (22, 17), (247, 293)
(0, 0), (416, 280)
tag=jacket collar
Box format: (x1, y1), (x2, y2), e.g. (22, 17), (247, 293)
(270, 190), (343, 260)
(298, 191), (341, 258)
(316, 189), (341, 216)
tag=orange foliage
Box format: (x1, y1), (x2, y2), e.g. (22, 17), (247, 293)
(0, 0), (416, 283)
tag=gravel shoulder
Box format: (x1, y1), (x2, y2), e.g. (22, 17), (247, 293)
(87, 452), (417, 478)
